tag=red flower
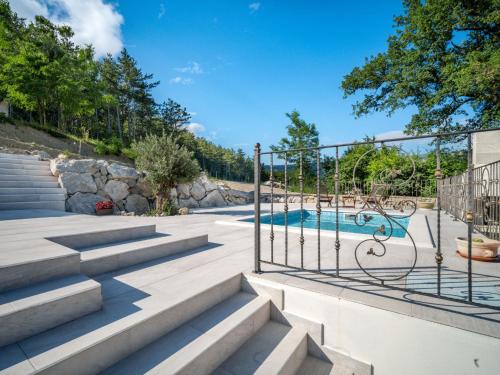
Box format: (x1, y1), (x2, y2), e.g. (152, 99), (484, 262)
(96, 201), (113, 210)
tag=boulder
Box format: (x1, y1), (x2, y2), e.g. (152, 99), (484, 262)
(58, 172), (97, 194)
(178, 207), (189, 215)
(96, 160), (109, 175)
(125, 194), (150, 215)
(50, 159), (97, 176)
(176, 184), (191, 199)
(133, 178), (153, 198)
(178, 197), (199, 209)
(66, 193), (102, 214)
(95, 175), (107, 190)
(104, 180), (130, 201)
(35, 150), (50, 161)
(106, 163), (138, 181)
(190, 181), (206, 201)
(199, 190), (227, 208)
(200, 173), (218, 192)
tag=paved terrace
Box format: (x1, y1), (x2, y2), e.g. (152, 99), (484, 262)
(1, 204), (499, 340)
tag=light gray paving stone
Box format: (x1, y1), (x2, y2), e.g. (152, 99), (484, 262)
(0, 274), (102, 347)
(295, 356), (335, 375)
(0, 194), (65, 203)
(0, 344), (35, 374)
(101, 292), (269, 375)
(0, 201), (66, 211)
(0, 168), (52, 176)
(47, 224), (157, 249)
(80, 234), (208, 276)
(216, 321), (307, 375)
(16, 274), (243, 375)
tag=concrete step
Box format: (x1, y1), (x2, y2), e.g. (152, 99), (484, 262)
(80, 234), (209, 276)
(0, 194), (65, 203)
(0, 161), (50, 170)
(102, 292), (270, 375)
(0, 187), (66, 195)
(0, 153), (40, 161)
(0, 158), (48, 166)
(0, 201), (66, 211)
(3, 274), (243, 374)
(0, 174), (57, 181)
(0, 274), (102, 347)
(296, 356), (338, 375)
(0, 180), (59, 188)
(0, 241), (80, 292)
(0, 168), (52, 176)
(48, 224), (157, 250)
(215, 321), (307, 375)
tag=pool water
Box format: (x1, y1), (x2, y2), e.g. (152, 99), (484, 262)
(243, 210), (410, 238)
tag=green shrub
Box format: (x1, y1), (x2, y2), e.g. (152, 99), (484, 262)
(94, 140), (108, 155)
(122, 147), (138, 160)
(107, 137), (123, 155)
(94, 137), (123, 155)
(134, 134), (200, 210)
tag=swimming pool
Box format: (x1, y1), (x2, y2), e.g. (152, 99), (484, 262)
(242, 210), (410, 238)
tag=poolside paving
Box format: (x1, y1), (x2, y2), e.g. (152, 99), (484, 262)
(0, 204), (499, 340)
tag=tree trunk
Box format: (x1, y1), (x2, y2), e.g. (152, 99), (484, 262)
(107, 106), (112, 135)
(116, 105), (123, 142)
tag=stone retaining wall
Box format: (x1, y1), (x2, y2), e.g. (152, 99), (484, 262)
(50, 158), (253, 215)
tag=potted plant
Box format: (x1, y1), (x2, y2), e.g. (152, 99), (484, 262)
(456, 237), (500, 261)
(417, 198), (435, 209)
(95, 200), (114, 216)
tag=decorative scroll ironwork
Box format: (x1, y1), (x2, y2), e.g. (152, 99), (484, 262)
(441, 159), (500, 241)
(351, 145), (418, 283)
(254, 127), (500, 310)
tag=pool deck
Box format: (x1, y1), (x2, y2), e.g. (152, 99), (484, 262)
(1, 204), (499, 339)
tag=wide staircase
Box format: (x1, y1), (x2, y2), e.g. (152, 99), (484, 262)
(0, 153), (65, 211)
(0, 224), (369, 374)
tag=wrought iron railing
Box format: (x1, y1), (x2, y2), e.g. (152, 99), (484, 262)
(253, 128), (500, 309)
(441, 159), (500, 240)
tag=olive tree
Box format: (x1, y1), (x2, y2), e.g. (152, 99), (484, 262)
(134, 134), (199, 211)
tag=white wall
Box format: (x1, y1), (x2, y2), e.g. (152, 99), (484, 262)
(473, 130), (500, 167)
(254, 277), (500, 375)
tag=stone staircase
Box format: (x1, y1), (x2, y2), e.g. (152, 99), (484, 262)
(0, 153), (66, 211)
(0, 222), (370, 375)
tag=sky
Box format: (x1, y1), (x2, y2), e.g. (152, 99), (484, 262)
(10, 0), (419, 156)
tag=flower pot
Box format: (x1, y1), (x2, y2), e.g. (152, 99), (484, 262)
(417, 200), (435, 209)
(456, 237), (499, 261)
(96, 208), (113, 216)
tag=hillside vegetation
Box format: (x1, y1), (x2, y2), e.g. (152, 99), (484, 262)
(0, 1), (253, 182)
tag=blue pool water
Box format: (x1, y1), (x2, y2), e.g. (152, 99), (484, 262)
(243, 210), (410, 238)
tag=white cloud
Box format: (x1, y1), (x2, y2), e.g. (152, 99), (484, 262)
(249, 2), (261, 13)
(10, 0), (124, 57)
(169, 76), (194, 85)
(158, 3), (165, 19)
(374, 130), (406, 141)
(175, 61), (203, 75)
(184, 122), (205, 134)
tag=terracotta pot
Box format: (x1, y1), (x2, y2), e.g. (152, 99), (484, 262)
(417, 200), (435, 209)
(456, 237), (499, 261)
(96, 208), (113, 216)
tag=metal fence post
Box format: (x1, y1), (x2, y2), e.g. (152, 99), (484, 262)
(254, 143), (261, 273)
(435, 137), (443, 295)
(467, 133), (474, 301)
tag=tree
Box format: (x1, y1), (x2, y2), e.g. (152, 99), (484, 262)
(134, 135), (200, 211)
(271, 111), (319, 177)
(342, 0), (499, 135)
(157, 99), (191, 136)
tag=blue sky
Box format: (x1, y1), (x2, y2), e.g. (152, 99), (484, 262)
(12, 0), (417, 155)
